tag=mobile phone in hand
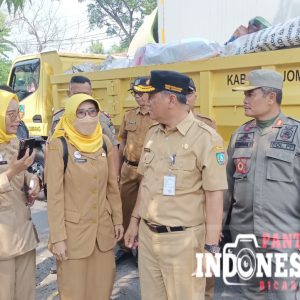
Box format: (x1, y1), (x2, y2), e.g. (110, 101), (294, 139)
(18, 138), (36, 160)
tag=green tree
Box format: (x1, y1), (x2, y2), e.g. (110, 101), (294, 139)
(0, 0), (26, 13)
(0, 12), (12, 58)
(80, 0), (157, 50)
(0, 58), (11, 85)
(88, 41), (104, 54)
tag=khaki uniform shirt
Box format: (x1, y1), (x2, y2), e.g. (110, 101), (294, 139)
(0, 138), (38, 260)
(50, 109), (118, 146)
(225, 112), (300, 237)
(194, 113), (216, 130)
(119, 107), (155, 162)
(137, 112), (228, 227)
(47, 135), (122, 259)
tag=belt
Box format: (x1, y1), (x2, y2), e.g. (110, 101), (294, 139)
(124, 158), (139, 167)
(143, 219), (187, 233)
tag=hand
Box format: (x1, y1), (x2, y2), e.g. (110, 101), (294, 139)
(124, 219), (139, 249)
(114, 224), (124, 241)
(27, 176), (40, 206)
(51, 241), (68, 261)
(5, 149), (35, 181)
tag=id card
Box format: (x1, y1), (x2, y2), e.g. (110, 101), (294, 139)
(163, 175), (176, 196)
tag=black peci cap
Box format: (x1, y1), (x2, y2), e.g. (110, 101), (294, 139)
(146, 70), (190, 95)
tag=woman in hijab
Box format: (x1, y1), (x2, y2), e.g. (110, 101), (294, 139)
(47, 93), (123, 300)
(0, 90), (40, 300)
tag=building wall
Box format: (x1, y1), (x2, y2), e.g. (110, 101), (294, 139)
(158, 0), (300, 44)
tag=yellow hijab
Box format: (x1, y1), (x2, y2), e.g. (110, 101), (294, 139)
(0, 90), (19, 144)
(51, 93), (103, 153)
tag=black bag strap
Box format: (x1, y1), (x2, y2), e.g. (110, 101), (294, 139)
(58, 137), (106, 174)
(102, 138), (107, 155)
(58, 136), (68, 174)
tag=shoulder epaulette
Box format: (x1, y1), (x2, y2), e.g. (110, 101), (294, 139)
(196, 119), (215, 135)
(287, 116), (300, 124)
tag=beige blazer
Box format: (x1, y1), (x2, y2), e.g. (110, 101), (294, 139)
(47, 135), (122, 259)
(0, 138), (38, 260)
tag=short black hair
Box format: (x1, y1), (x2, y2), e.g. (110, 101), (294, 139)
(0, 85), (15, 93)
(260, 87), (283, 105)
(70, 75), (91, 86)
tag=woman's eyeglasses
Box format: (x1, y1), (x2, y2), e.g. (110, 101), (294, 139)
(6, 110), (21, 121)
(76, 108), (99, 119)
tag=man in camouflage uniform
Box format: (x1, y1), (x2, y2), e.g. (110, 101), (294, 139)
(224, 69), (300, 299)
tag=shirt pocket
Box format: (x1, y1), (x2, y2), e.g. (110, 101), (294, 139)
(64, 210), (81, 224)
(125, 121), (137, 132)
(170, 156), (197, 189)
(232, 148), (252, 179)
(266, 149), (294, 182)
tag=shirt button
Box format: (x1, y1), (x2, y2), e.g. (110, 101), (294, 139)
(28, 217), (32, 221)
(91, 220), (96, 224)
(92, 204), (97, 209)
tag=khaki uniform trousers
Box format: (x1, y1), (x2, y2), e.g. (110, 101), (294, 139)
(119, 162), (141, 250)
(57, 245), (115, 300)
(139, 220), (206, 300)
(0, 249), (36, 300)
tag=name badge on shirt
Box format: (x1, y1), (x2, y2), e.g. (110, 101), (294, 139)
(163, 175), (176, 196)
(74, 158), (87, 163)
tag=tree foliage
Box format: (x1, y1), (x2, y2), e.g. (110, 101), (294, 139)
(88, 40), (104, 54)
(0, 0), (26, 13)
(6, 0), (67, 55)
(0, 12), (12, 58)
(81, 0), (157, 49)
(0, 58), (11, 85)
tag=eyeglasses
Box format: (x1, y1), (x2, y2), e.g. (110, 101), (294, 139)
(76, 108), (99, 119)
(131, 91), (144, 97)
(6, 110), (21, 121)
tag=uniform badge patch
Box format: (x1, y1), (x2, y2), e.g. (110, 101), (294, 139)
(235, 132), (255, 148)
(235, 158), (249, 174)
(276, 125), (297, 143)
(216, 152), (225, 165)
(74, 151), (81, 159)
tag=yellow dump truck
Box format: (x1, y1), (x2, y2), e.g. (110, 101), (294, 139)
(50, 47), (300, 144)
(7, 50), (105, 138)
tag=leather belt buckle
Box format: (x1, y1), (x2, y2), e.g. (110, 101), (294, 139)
(143, 219), (186, 234)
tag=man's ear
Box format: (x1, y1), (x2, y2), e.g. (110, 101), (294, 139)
(168, 93), (177, 107)
(267, 91), (276, 105)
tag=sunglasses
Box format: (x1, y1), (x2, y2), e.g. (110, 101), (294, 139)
(76, 108), (99, 119)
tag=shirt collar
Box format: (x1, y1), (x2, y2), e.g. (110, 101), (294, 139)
(272, 112), (288, 128)
(158, 111), (194, 136)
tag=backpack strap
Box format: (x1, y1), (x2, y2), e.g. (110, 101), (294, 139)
(102, 138), (107, 155)
(58, 136), (68, 173)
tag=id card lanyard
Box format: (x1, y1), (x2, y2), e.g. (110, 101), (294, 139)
(163, 154), (177, 196)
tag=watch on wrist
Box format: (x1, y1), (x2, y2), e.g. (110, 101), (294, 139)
(204, 243), (221, 254)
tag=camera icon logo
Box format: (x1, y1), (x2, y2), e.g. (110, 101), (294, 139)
(223, 234), (259, 286)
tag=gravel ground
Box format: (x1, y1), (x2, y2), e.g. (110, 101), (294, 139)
(32, 201), (239, 300)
